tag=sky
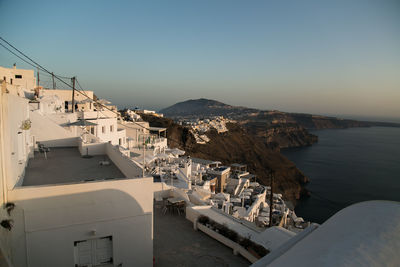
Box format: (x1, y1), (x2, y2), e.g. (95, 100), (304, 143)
(1, 0), (399, 121)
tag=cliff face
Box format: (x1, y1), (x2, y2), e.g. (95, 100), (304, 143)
(147, 98), (400, 204)
(243, 122), (318, 151)
(288, 114), (370, 129)
(141, 114), (309, 205)
(159, 99), (400, 150)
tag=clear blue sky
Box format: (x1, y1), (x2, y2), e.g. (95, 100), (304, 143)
(1, 0), (399, 120)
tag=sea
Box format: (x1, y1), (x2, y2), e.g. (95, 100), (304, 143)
(282, 126), (400, 224)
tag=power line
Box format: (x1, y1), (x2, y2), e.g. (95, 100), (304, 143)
(1, 37), (72, 85)
(0, 37), (49, 73)
(36, 71), (72, 80)
(0, 42), (45, 71)
(73, 78), (189, 148)
(0, 36), (189, 148)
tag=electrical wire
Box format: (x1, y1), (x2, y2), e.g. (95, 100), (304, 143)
(0, 42), (45, 71)
(0, 37), (49, 73)
(0, 36), (189, 148)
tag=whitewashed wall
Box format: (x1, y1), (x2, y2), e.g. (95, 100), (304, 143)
(79, 139), (106, 156)
(106, 143), (143, 178)
(41, 89), (94, 103)
(8, 178), (154, 267)
(0, 66), (36, 92)
(94, 118), (119, 145)
(1, 94), (32, 189)
(30, 110), (78, 147)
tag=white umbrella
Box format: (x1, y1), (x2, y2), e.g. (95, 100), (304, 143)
(156, 153), (173, 160)
(166, 148), (185, 156)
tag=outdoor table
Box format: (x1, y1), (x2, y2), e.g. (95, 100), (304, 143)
(167, 197), (185, 204)
(164, 197), (186, 215)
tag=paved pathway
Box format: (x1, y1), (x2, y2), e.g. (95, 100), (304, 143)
(154, 206), (249, 267)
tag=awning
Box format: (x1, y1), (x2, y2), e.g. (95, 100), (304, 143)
(166, 148), (185, 156)
(64, 119), (98, 126)
(156, 153), (173, 159)
(148, 127), (167, 132)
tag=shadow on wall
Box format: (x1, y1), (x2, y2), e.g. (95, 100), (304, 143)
(38, 137), (79, 148)
(6, 187), (152, 267)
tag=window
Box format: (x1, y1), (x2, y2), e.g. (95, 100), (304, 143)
(10, 78), (13, 85)
(90, 126), (95, 135)
(102, 126), (105, 134)
(119, 138), (122, 146)
(15, 74), (22, 79)
(74, 236), (113, 267)
(110, 125), (114, 132)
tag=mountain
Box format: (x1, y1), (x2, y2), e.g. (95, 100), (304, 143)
(160, 98), (257, 118)
(160, 99), (319, 150)
(161, 98), (400, 129)
(159, 99), (400, 150)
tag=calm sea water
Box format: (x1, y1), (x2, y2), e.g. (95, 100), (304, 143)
(282, 127), (400, 224)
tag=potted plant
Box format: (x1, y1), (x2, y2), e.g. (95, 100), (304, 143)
(20, 119), (31, 130)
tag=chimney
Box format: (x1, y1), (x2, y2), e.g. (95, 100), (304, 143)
(1, 79), (7, 93)
(13, 63), (16, 69)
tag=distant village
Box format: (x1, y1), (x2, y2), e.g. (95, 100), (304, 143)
(180, 116), (233, 144)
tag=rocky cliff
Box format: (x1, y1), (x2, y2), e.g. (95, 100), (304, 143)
(243, 122), (318, 151)
(141, 114), (309, 205)
(160, 99), (400, 150)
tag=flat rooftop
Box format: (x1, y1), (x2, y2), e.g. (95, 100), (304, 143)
(23, 147), (126, 186)
(191, 157), (221, 166)
(154, 205), (248, 267)
(258, 201), (400, 267)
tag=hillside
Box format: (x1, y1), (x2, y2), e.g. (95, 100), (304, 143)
(160, 98), (257, 118)
(159, 98), (400, 150)
(140, 114), (309, 205)
(160, 98), (400, 129)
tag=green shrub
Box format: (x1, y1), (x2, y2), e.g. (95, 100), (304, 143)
(198, 215), (268, 257)
(239, 237), (252, 249)
(224, 228), (239, 242)
(209, 220), (218, 230)
(198, 215), (210, 225)
(250, 243), (269, 257)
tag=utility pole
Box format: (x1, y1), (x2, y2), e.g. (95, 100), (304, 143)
(269, 170), (274, 227)
(142, 136), (145, 177)
(52, 72), (56, 89)
(71, 77), (76, 113)
(37, 68), (40, 87)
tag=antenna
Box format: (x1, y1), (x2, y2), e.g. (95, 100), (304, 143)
(52, 72), (56, 89)
(71, 77), (76, 113)
(142, 135), (145, 177)
(37, 67), (40, 87)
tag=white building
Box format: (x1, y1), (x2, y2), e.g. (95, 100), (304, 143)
(0, 65), (37, 98)
(251, 201), (400, 267)
(36, 87), (128, 148)
(41, 88), (94, 112)
(125, 109), (142, 121)
(0, 67), (154, 267)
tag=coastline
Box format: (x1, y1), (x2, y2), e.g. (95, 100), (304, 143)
(282, 126), (400, 223)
